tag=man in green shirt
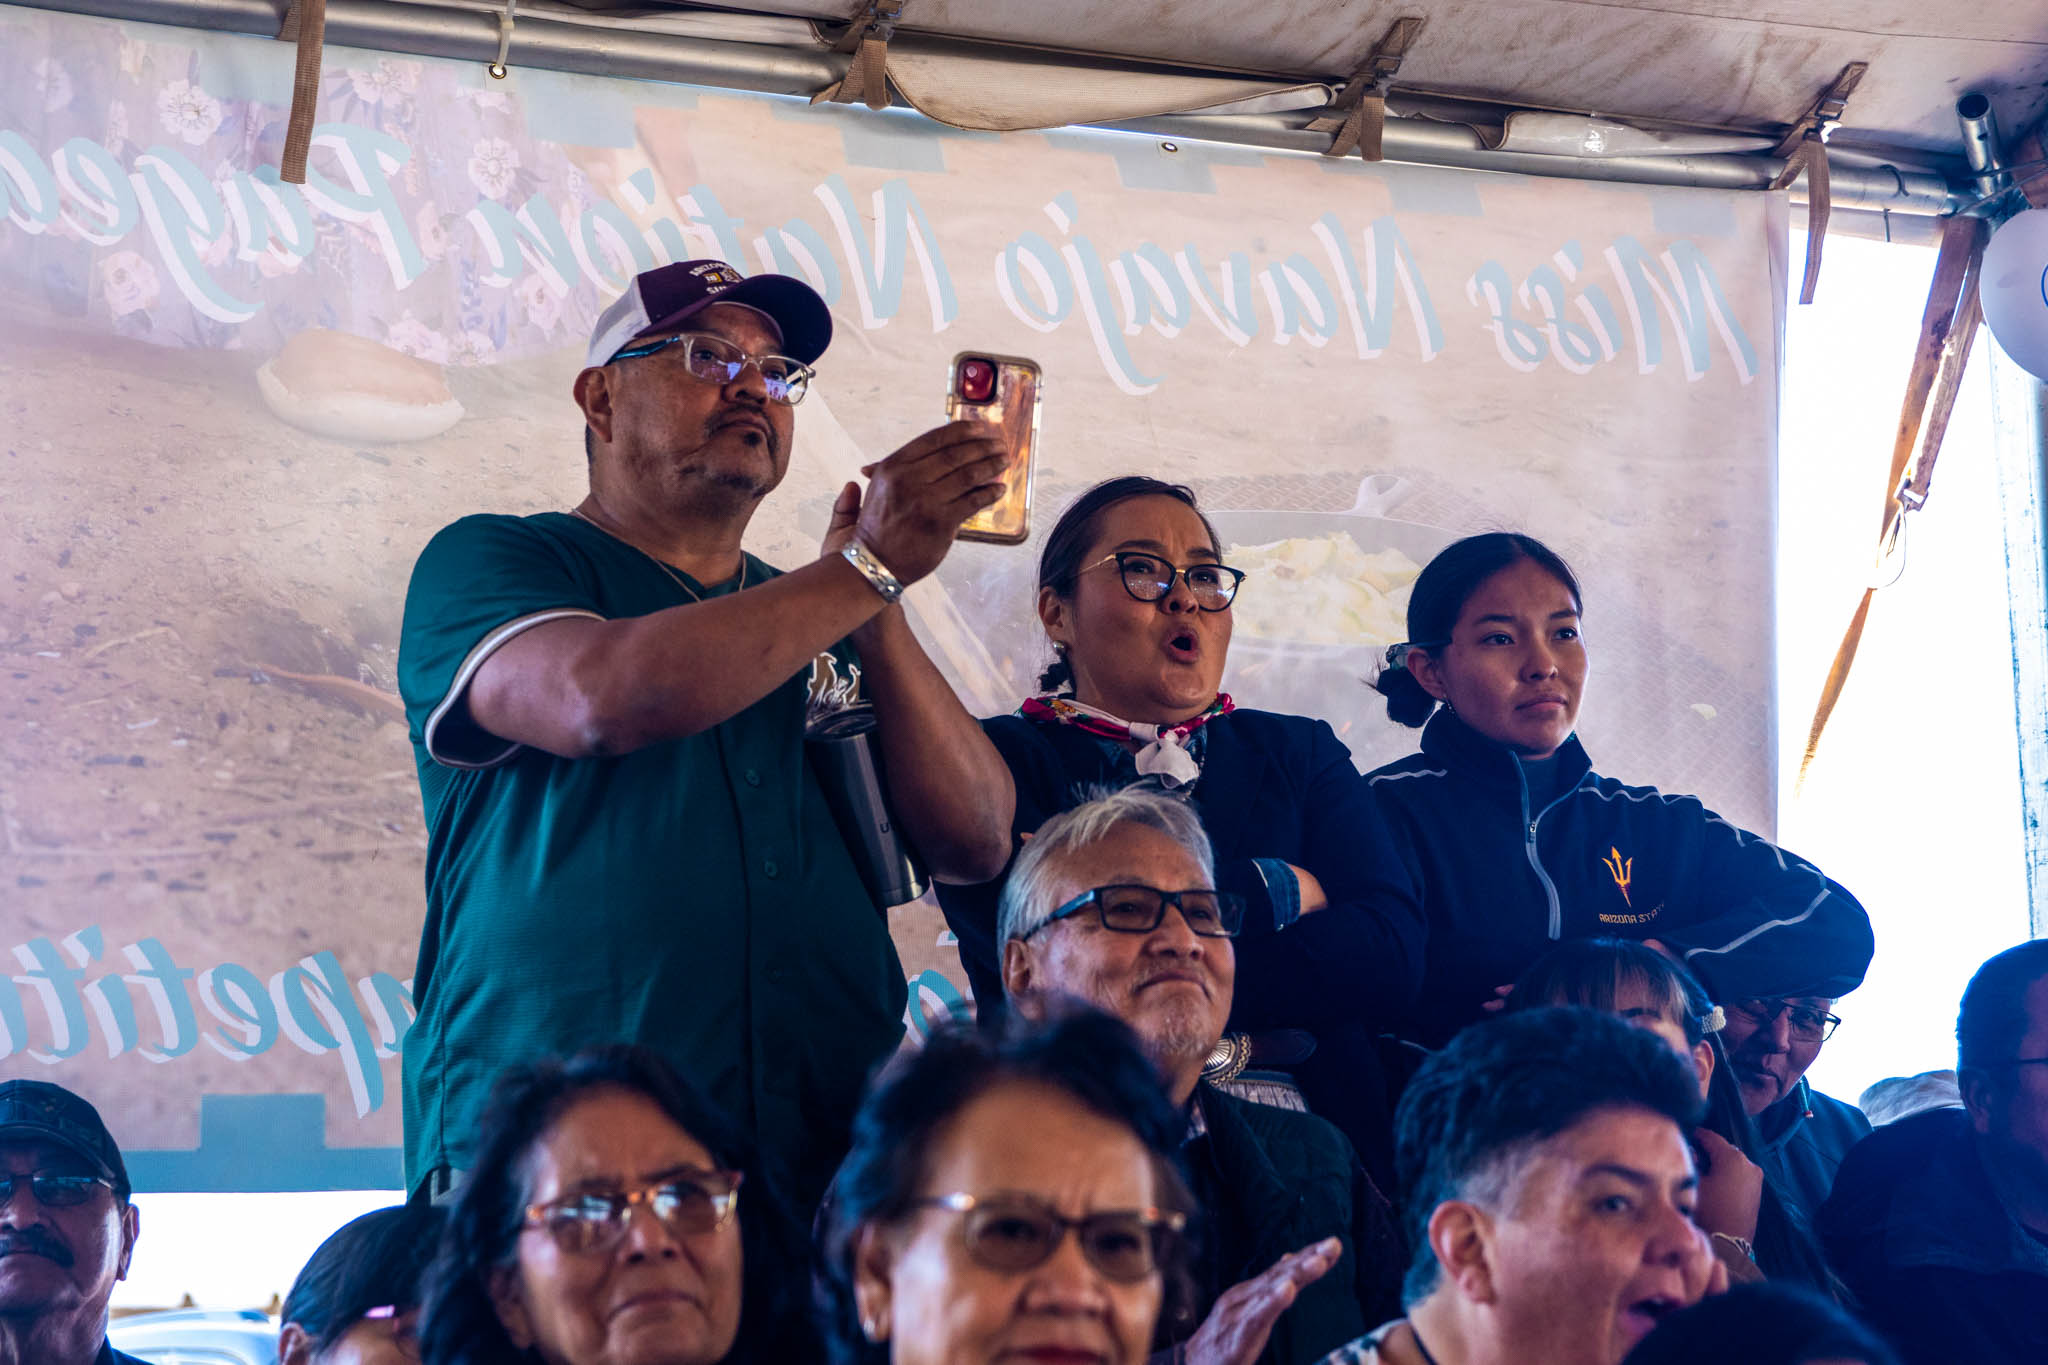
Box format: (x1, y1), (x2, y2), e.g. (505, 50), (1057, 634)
(397, 259), (1015, 1211)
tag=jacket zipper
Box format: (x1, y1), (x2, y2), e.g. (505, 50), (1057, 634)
(1516, 758), (1572, 939)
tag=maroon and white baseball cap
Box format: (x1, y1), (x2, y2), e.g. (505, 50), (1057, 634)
(584, 259), (833, 370)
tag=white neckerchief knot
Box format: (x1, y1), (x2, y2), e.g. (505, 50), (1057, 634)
(1059, 700), (1205, 788)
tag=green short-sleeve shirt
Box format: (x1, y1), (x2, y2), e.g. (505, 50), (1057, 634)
(396, 512), (906, 1209)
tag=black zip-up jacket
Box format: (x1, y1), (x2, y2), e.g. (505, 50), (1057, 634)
(1175, 1084), (1406, 1364)
(1367, 711), (1875, 1046)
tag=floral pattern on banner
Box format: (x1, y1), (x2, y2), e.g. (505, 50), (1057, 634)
(0, 12), (610, 365)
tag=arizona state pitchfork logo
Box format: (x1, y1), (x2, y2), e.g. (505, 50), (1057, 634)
(1602, 847), (1633, 906)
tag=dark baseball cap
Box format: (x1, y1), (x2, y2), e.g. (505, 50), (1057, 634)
(584, 259), (834, 370)
(0, 1079), (129, 1199)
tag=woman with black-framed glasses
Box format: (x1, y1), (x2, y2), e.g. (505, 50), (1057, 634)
(416, 1044), (814, 1365)
(818, 1009), (1198, 1365)
(930, 476), (1428, 1187)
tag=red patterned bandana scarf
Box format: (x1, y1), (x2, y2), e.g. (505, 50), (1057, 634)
(1019, 693), (1235, 788)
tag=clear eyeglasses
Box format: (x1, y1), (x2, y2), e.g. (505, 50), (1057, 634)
(609, 331), (815, 405)
(523, 1169), (744, 1254)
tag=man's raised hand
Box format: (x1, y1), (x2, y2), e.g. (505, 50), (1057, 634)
(842, 420), (1008, 586)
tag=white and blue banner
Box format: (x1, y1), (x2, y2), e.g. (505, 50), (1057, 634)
(0, 3), (1786, 1188)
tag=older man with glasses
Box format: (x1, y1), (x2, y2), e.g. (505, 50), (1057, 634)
(1715, 994), (1868, 1227)
(0, 1081), (145, 1365)
(999, 786), (1405, 1365)
(397, 258), (1014, 1215)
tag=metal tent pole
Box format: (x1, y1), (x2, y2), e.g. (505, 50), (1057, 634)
(1990, 347), (2048, 938)
(14, 0), (1964, 216)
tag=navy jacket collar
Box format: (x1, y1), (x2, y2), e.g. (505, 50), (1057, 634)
(1418, 708), (1594, 792)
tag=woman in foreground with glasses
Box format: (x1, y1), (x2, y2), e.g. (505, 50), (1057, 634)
(818, 1009), (1196, 1365)
(929, 476), (1427, 1183)
(1366, 532), (1875, 1052)
(416, 1044), (812, 1365)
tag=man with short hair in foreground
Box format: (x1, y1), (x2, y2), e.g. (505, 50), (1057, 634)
(1717, 992), (1869, 1224)
(1001, 786), (1405, 1365)
(1821, 940), (2048, 1364)
(0, 1081), (144, 1365)
(1318, 1008), (1723, 1365)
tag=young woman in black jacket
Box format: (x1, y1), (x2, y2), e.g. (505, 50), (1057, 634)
(1368, 533), (1874, 1048)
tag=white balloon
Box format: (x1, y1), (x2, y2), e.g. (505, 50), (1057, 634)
(1982, 208), (2048, 380)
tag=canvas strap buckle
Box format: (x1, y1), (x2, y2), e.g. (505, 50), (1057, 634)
(1797, 213), (1986, 789)
(813, 0), (905, 111)
(1769, 62), (1869, 305)
(1307, 16), (1426, 162)
(830, 0), (905, 52)
(1774, 62), (1867, 158)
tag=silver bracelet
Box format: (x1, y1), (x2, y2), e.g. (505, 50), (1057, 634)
(841, 540), (905, 604)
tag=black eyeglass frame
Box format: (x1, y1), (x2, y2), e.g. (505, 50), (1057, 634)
(1080, 551), (1246, 611)
(1726, 998), (1842, 1042)
(912, 1191), (1187, 1284)
(522, 1168), (745, 1253)
(1036, 884), (1245, 939)
(0, 1172), (114, 1208)
(606, 331), (816, 405)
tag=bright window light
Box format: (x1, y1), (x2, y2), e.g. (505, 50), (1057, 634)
(1778, 230), (2031, 1107)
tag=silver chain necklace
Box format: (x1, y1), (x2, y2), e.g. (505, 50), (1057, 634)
(567, 505), (746, 602)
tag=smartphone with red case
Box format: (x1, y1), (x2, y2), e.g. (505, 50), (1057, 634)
(948, 352), (1042, 545)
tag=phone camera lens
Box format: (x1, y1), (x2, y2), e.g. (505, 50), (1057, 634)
(958, 359), (996, 403)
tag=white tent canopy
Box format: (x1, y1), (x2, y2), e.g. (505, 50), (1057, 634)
(704, 0), (2048, 159)
(33, 0), (2048, 217)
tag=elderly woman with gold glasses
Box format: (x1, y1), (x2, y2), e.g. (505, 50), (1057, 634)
(417, 1044), (814, 1365)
